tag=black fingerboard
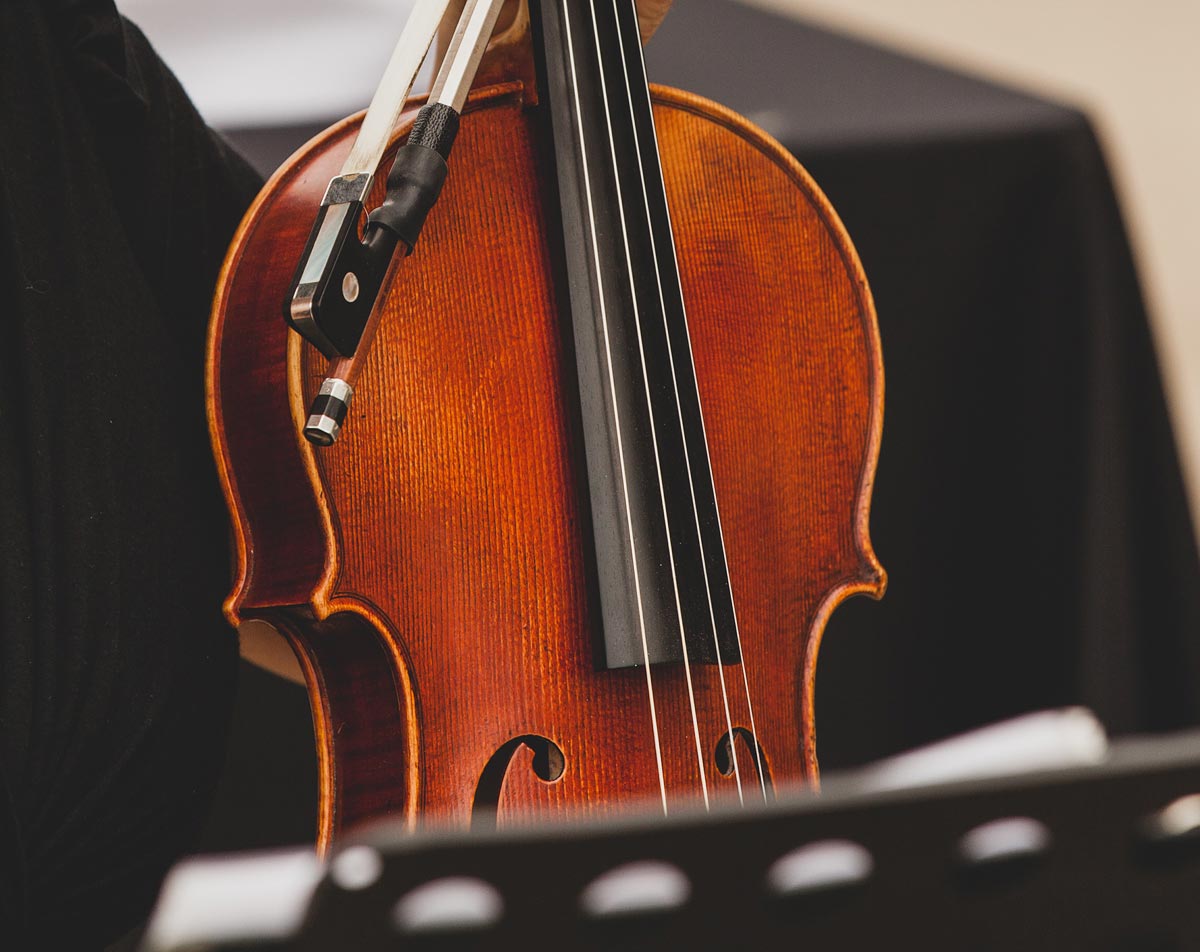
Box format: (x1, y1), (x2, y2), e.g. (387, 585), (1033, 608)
(531, 0), (740, 670)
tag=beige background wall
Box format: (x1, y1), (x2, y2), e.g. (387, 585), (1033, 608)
(744, 0), (1200, 537)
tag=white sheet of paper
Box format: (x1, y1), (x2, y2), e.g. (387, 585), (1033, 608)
(854, 707), (1109, 793)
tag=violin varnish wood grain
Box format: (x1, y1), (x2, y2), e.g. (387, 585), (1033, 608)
(207, 83), (884, 848)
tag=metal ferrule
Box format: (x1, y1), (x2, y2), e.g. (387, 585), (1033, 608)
(304, 379), (355, 447)
(319, 378), (354, 404)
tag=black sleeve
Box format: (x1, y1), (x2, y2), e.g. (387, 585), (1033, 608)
(0, 1), (263, 946)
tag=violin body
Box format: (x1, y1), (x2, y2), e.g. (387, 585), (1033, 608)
(208, 78), (884, 846)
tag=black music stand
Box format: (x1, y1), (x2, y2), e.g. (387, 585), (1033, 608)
(144, 730), (1200, 951)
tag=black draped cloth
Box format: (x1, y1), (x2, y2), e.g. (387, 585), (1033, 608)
(0, 2), (258, 946)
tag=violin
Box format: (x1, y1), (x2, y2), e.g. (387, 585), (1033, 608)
(207, 0), (885, 848)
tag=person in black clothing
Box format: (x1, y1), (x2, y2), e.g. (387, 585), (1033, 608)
(0, 1), (260, 946)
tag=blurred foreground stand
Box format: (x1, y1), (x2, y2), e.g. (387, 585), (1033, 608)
(144, 713), (1200, 951)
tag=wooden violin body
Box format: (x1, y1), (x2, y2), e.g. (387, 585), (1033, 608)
(208, 77), (885, 846)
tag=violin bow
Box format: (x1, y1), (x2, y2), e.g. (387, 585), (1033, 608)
(284, 0), (506, 446)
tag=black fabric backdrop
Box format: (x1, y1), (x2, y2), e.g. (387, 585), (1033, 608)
(0, 1), (259, 947)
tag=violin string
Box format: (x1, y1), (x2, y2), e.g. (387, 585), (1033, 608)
(607, 0), (744, 806)
(560, 0), (670, 815)
(584, 0), (711, 811)
(622, 0), (769, 801)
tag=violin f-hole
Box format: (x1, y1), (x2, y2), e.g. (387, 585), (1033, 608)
(472, 734), (567, 829)
(714, 727), (774, 794)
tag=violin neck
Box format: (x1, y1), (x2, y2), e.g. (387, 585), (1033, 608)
(531, 0), (740, 671)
